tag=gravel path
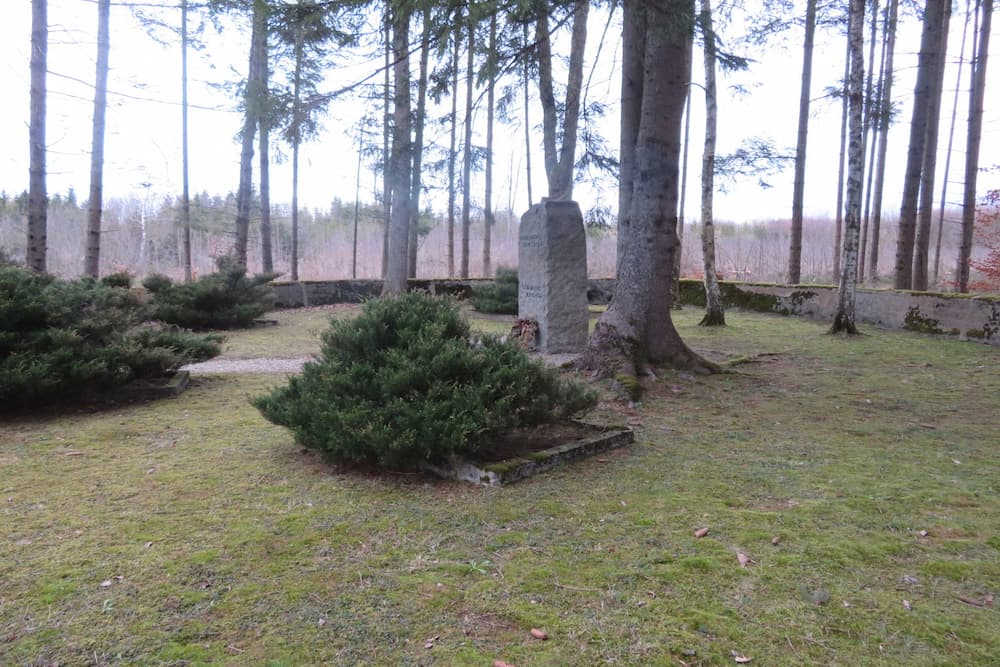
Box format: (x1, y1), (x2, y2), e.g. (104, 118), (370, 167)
(182, 352), (581, 375)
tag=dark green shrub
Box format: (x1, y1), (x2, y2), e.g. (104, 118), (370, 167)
(254, 293), (596, 470)
(0, 264), (221, 411)
(146, 256), (278, 329)
(100, 271), (133, 289)
(471, 266), (519, 315)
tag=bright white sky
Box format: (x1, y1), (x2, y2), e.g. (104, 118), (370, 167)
(1, 0), (998, 226)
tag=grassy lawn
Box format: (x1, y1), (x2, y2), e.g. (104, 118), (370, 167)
(2, 306), (998, 665)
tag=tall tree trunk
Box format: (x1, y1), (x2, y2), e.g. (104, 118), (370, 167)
(27, 0), (47, 273)
(352, 123), (364, 279)
(788, 0), (817, 285)
(381, 12), (391, 278)
(483, 12), (497, 278)
(259, 30), (273, 276)
(523, 22), (534, 207)
(831, 0), (865, 334)
(833, 32), (850, 281)
(235, 0), (267, 269)
(674, 86), (691, 293)
(616, 1), (645, 275)
(858, 0), (881, 282)
(582, 0), (712, 379)
(933, 3), (972, 287)
(912, 2), (951, 290)
(698, 0), (724, 326)
(460, 17), (474, 279)
(84, 0), (110, 278)
(447, 20), (460, 278)
(407, 5), (431, 279)
(536, 0), (588, 201)
(895, 0), (948, 289)
(867, 0), (899, 282)
(180, 0), (192, 282)
(957, 0), (992, 292)
(290, 19), (304, 281)
(383, 5), (412, 295)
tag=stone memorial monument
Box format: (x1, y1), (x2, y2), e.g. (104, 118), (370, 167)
(518, 200), (589, 353)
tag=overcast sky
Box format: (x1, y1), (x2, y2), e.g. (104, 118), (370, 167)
(2, 0), (998, 226)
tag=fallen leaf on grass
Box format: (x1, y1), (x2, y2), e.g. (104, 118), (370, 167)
(736, 551), (754, 568)
(530, 628), (548, 640)
(903, 599), (912, 611)
(60, 450), (84, 457)
(494, 661), (514, 667)
(694, 527), (710, 538)
(771, 536), (781, 545)
(731, 650), (752, 663)
(423, 635), (439, 649)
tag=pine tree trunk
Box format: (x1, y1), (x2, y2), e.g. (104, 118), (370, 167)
(867, 0), (899, 283)
(616, 1), (645, 275)
(698, 0), (725, 326)
(27, 0), (47, 273)
(933, 4), (972, 287)
(912, 2), (951, 290)
(259, 28), (273, 276)
(523, 22), (534, 207)
(290, 20), (304, 282)
(84, 0), (110, 278)
(831, 0), (865, 334)
(380, 13), (391, 279)
(235, 0), (267, 269)
(581, 0), (713, 378)
(383, 5), (412, 295)
(788, 0), (816, 285)
(536, 1), (588, 201)
(895, 0), (948, 289)
(483, 12), (497, 278)
(407, 5), (431, 279)
(180, 0), (192, 282)
(447, 20), (459, 279)
(957, 0), (992, 292)
(460, 17), (474, 279)
(352, 123), (364, 279)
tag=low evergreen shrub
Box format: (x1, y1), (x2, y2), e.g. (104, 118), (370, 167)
(144, 256), (278, 330)
(254, 293), (596, 470)
(100, 271), (133, 289)
(471, 266), (519, 315)
(0, 264), (221, 411)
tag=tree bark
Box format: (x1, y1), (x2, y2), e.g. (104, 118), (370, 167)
(235, 0), (267, 270)
(290, 13), (304, 281)
(383, 4), (412, 295)
(180, 0), (192, 282)
(698, 0), (725, 326)
(260, 24), (273, 275)
(858, 0), (881, 282)
(867, 0), (899, 283)
(831, 0), (865, 334)
(407, 4), (431, 279)
(788, 0), (816, 285)
(536, 1), (588, 201)
(460, 16), (474, 279)
(912, 1), (951, 290)
(483, 12), (497, 278)
(27, 0), (47, 273)
(833, 31), (850, 281)
(523, 22), (534, 207)
(895, 0), (948, 289)
(933, 4), (972, 287)
(616, 1), (645, 275)
(84, 0), (110, 278)
(381, 12), (391, 278)
(447, 18), (460, 278)
(957, 0), (992, 292)
(581, 0), (713, 379)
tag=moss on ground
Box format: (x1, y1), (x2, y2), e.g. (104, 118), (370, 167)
(1, 309), (998, 665)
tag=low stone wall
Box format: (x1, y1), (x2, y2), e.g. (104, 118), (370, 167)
(271, 278), (999, 345)
(677, 280), (1000, 345)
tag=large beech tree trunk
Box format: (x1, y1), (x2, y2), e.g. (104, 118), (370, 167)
(581, 0), (713, 378)
(616, 1), (645, 275)
(831, 0), (865, 334)
(84, 0), (110, 278)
